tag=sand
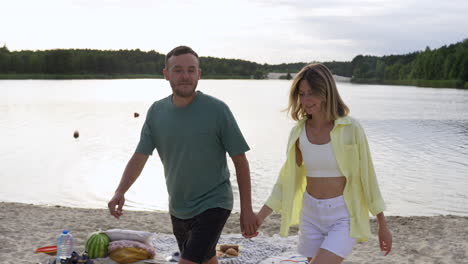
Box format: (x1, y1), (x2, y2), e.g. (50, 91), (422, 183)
(1, 202), (467, 264)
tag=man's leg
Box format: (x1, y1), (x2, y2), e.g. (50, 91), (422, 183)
(178, 256), (218, 264)
(170, 215), (191, 263)
(203, 256), (218, 264)
(174, 208), (231, 264)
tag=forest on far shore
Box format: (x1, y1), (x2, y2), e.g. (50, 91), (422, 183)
(0, 39), (467, 88)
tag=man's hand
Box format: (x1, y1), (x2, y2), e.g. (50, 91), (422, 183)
(240, 209), (258, 238)
(108, 153), (149, 219)
(108, 192), (125, 219)
(230, 153), (258, 239)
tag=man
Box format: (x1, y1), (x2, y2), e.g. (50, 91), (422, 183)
(108, 46), (257, 264)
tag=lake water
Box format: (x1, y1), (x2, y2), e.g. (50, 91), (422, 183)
(1, 79), (467, 216)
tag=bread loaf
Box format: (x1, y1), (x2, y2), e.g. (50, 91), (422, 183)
(219, 244), (239, 252)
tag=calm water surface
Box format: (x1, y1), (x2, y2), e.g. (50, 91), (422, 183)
(0, 79), (467, 216)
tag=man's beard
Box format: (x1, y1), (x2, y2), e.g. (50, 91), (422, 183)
(172, 81), (198, 98)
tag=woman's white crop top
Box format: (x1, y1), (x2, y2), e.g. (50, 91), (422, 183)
(299, 127), (344, 178)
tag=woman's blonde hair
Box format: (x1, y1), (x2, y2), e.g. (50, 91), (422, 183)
(287, 63), (349, 121)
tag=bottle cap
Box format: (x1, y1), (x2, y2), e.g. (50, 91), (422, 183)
(62, 229), (69, 234)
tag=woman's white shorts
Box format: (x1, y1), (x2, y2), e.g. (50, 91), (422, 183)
(297, 192), (357, 259)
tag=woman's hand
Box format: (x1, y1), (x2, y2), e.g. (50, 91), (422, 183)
(256, 213), (265, 228)
(378, 225), (392, 256)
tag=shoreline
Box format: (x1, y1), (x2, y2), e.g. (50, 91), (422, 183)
(1, 74), (466, 90)
(1, 202), (467, 263)
(350, 78), (467, 89)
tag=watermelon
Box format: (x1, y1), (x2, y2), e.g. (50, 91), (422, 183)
(85, 231), (110, 259)
(35, 245), (57, 255)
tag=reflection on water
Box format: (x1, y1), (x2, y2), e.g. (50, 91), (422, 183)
(0, 80), (467, 216)
(362, 119), (468, 215)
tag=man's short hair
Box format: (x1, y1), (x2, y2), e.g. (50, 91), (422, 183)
(165, 46), (199, 68)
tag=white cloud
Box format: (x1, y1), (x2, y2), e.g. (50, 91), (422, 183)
(0, 0), (466, 63)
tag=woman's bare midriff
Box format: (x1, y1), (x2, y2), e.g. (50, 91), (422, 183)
(306, 176), (346, 199)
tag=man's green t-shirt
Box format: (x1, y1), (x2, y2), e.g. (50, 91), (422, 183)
(136, 91), (250, 219)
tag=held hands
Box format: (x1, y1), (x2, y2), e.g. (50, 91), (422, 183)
(240, 209), (259, 239)
(241, 211), (267, 239)
(242, 205), (272, 238)
(378, 225), (393, 256)
(108, 192), (125, 219)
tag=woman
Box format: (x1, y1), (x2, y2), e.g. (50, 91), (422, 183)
(255, 63), (392, 263)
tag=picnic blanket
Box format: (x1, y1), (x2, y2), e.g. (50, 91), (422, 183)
(151, 233), (304, 264)
(42, 233), (305, 264)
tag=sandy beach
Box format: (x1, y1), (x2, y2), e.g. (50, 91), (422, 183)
(1, 202), (467, 264)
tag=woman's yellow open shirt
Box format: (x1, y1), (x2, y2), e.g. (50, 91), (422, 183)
(265, 116), (386, 242)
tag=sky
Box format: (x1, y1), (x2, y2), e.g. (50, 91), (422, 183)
(1, 0), (467, 64)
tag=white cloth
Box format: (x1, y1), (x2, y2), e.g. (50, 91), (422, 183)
(104, 229), (155, 245)
(299, 128), (343, 178)
(298, 192), (357, 258)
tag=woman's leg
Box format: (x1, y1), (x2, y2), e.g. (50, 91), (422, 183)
(309, 248), (343, 264)
(299, 192), (326, 259)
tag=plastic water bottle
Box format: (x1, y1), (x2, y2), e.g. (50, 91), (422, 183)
(56, 229), (74, 263)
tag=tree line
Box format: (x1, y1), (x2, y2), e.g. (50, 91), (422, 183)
(0, 48), (165, 76)
(0, 39), (467, 88)
(350, 39), (468, 88)
(0, 45), (349, 79)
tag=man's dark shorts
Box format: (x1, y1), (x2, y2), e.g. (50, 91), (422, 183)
(170, 207), (231, 263)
